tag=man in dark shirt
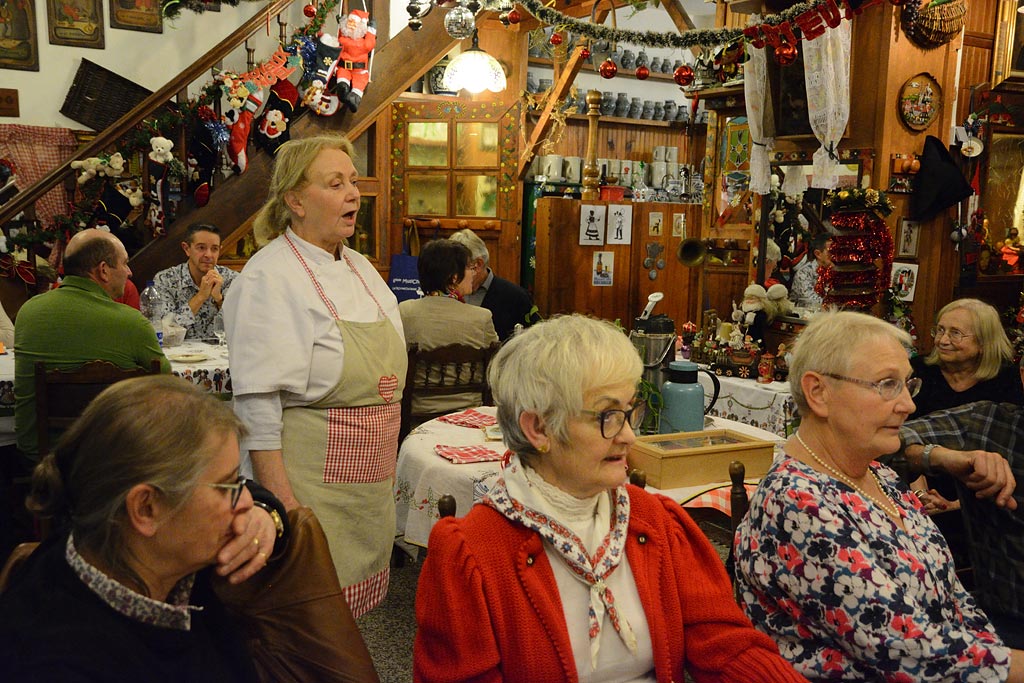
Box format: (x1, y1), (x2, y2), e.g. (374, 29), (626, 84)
(899, 395), (1024, 648)
(450, 228), (540, 341)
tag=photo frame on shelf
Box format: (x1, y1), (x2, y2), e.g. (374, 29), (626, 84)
(992, 0), (1024, 92)
(109, 0), (162, 33)
(891, 262), (919, 302)
(897, 218), (920, 258)
(47, 0), (104, 48)
(0, 0), (40, 71)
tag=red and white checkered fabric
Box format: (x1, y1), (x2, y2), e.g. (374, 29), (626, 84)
(343, 566), (390, 619)
(682, 483), (758, 516)
(434, 443), (505, 464)
(322, 403), (400, 483)
(437, 408), (498, 428)
(0, 125), (78, 238)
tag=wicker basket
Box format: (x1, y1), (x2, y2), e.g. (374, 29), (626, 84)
(908, 0), (967, 49)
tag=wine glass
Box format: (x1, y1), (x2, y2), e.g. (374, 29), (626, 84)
(212, 314), (227, 349)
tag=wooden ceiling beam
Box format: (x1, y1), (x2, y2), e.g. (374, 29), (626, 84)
(518, 44), (589, 179)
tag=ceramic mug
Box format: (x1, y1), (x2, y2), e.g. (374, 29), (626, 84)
(540, 154), (564, 181)
(563, 156), (583, 184)
(650, 161), (668, 189)
(666, 162), (679, 182)
(652, 146), (667, 162)
(606, 158), (621, 181)
(665, 147), (679, 164)
(597, 157), (612, 180)
(618, 160), (633, 184)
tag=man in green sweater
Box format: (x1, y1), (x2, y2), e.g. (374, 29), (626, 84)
(14, 229), (170, 461)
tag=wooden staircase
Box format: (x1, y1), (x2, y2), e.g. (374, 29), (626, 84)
(0, 6), (460, 288)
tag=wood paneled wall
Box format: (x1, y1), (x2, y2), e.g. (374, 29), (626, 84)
(538, 117), (705, 169)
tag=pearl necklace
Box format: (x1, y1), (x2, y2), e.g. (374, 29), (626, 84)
(795, 431), (902, 521)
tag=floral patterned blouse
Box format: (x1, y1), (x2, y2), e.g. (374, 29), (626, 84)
(734, 456), (1011, 682)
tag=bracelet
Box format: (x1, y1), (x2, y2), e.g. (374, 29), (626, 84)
(921, 444), (938, 475)
(253, 501), (285, 539)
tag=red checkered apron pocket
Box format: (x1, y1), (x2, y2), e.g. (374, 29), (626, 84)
(323, 403), (400, 484)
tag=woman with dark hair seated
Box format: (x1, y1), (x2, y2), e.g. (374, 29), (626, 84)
(0, 376), (287, 682)
(399, 238), (498, 415)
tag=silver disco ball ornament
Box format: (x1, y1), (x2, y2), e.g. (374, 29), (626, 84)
(444, 5), (476, 39)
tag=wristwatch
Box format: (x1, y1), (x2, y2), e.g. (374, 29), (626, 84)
(253, 500), (285, 539)
(921, 443), (939, 474)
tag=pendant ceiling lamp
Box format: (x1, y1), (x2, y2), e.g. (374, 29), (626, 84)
(441, 30), (507, 94)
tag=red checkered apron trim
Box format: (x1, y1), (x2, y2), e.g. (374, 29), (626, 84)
(343, 566), (390, 619)
(323, 403), (400, 483)
(284, 235), (386, 320)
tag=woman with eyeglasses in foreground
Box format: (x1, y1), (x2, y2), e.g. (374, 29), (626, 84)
(735, 310), (1024, 682)
(414, 314), (807, 683)
(0, 375), (287, 682)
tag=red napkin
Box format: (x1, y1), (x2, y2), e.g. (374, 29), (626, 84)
(437, 408), (497, 428)
(434, 444), (504, 464)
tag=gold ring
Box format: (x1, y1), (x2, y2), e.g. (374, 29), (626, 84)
(252, 536), (260, 547)
(258, 551), (267, 561)
(913, 489), (926, 497)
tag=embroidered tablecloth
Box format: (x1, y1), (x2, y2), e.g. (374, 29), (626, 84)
(166, 341), (231, 396)
(698, 370), (796, 438)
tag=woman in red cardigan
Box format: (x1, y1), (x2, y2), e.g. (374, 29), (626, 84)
(413, 314), (808, 683)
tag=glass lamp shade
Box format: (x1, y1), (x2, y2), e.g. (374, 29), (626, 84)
(441, 46), (507, 93)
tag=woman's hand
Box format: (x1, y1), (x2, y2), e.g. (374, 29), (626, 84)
(914, 488), (960, 515)
(214, 505), (277, 584)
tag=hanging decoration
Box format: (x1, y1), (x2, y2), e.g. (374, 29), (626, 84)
(774, 42), (798, 66)
(549, 31), (563, 46)
(303, 3), (316, 17)
(673, 64), (694, 86)
(600, 58), (618, 79)
(635, 65), (649, 80)
(745, 28), (775, 196)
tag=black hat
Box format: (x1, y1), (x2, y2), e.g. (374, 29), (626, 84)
(911, 135), (973, 221)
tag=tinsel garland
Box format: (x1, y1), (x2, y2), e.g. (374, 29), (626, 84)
(518, 0), (849, 50)
(815, 204), (894, 310)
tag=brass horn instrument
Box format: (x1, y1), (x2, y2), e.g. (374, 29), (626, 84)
(677, 237), (707, 267)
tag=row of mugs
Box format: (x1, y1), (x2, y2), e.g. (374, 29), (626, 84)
(529, 155), (697, 189)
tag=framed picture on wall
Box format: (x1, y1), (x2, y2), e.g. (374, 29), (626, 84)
(993, 0), (1024, 92)
(47, 0), (105, 48)
(897, 218), (920, 258)
(891, 262), (919, 302)
(0, 0), (40, 71)
(109, 0), (162, 33)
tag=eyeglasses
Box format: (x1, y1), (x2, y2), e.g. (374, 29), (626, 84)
(207, 475), (248, 509)
(581, 403), (647, 439)
(931, 326), (973, 343)
(822, 373), (921, 400)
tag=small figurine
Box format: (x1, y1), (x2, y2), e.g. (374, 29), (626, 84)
(757, 353), (775, 384)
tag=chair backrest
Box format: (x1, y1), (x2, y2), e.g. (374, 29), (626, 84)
(726, 460), (750, 600)
(35, 359), (163, 455)
(0, 542), (39, 594)
(400, 341), (501, 440)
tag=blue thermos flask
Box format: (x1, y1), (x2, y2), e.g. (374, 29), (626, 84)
(659, 360), (720, 433)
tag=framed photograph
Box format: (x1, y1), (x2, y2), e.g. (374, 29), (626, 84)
(648, 211), (664, 237)
(606, 204), (632, 244)
(0, 0), (40, 71)
(592, 251), (613, 287)
(47, 0), (104, 48)
(109, 0), (162, 33)
(891, 262), (919, 302)
(897, 218), (921, 258)
(579, 204), (606, 245)
(993, 0), (1024, 92)
(672, 213), (687, 238)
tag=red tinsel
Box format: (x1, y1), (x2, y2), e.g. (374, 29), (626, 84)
(816, 204), (894, 310)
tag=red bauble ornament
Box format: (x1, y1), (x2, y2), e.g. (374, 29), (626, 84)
(549, 32), (563, 46)
(673, 64), (694, 87)
(303, 3), (316, 17)
(635, 65), (650, 80)
(580, 47), (591, 60)
(774, 43), (798, 67)
(506, 8), (521, 24)
(599, 58), (617, 79)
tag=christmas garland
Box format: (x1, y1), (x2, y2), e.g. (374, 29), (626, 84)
(162, 0), (251, 20)
(518, 0), (877, 51)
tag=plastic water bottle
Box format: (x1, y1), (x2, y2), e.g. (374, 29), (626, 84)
(139, 280), (166, 347)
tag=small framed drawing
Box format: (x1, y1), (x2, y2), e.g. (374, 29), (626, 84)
(891, 262), (919, 302)
(579, 204), (606, 245)
(606, 204), (632, 245)
(897, 218), (920, 258)
(593, 251), (613, 286)
(47, 0), (105, 48)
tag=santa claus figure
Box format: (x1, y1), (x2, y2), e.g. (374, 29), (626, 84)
(334, 9), (375, 112)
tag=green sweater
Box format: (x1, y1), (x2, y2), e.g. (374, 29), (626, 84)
(14, 276), (170, 458)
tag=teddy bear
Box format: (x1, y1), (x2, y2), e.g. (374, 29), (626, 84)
(70, 157), (103, 185)
(148, 137), (174, 164)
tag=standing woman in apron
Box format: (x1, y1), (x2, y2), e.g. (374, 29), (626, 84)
(224, 134), (406, 618)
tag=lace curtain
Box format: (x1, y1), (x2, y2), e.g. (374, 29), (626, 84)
(0, 125), (78, 230)
(802, 22), (851, 189)
(744, 20), (775, 196)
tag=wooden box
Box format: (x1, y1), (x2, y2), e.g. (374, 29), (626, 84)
(628, 429), (775, 489)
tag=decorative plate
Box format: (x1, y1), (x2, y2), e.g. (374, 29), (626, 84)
(898, 73), (941, 132)
(961, 136), (984, 158)
(167, 353), (209, 363)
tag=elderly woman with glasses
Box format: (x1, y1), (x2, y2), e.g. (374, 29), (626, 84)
(414, 315), (807, 683)
(735, 310), (1024, 682)
(0, 376), (287, 681)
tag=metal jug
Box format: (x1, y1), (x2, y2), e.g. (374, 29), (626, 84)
(630, 313), (676, 391)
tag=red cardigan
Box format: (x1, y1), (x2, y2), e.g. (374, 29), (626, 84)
(414, 486), (808, 683)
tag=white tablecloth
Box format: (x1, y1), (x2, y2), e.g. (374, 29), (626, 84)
(166, 341), (231, 395)
(394, 407), (783, 549)
(698, 370), (796, 438)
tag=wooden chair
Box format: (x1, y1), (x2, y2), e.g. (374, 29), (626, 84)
(400, 342), (501, 441)
(35, 359), (162, 456)
(726, 460), (750, 599)
(0, 541), (38, 594)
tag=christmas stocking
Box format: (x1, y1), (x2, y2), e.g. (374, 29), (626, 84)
(226, 89), (263, 175)
(302, 35), (341, 116)
(147, 160), (168, 237)
(255, 79), (299, 156)
(188, 109), (222, 207)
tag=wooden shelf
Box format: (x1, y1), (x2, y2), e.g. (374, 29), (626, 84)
(528, 57), (684, 84)
(681, 83), (745, 111)
(526, 110), (707, 132)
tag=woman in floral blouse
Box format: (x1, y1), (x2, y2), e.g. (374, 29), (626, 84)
(735, 310), (1024, 682)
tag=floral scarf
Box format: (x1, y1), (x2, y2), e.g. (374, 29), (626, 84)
(482, 453), (637, 668)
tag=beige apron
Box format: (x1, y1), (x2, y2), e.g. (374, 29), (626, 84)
(280, 237), (406, 618)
